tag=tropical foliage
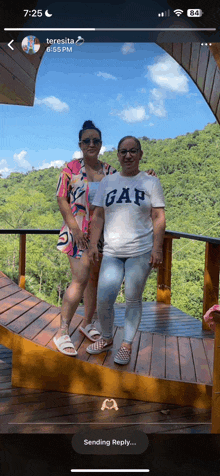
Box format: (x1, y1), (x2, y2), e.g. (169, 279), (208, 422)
(0, 122), (220, 320)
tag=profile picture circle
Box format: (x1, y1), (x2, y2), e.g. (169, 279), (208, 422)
(21, 36), (40, 54)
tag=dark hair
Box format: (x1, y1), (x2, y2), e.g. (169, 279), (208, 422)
(117, 136), (141, 151)
(79, 121), (102, 142)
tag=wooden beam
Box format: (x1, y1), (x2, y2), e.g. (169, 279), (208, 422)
(203, 243), (220, 330)
(18, 234), (26, 289)
(0, 43), (47, 106)
(211, 316), (220, 433)
(8, 333), (212, 409)
(157, 236), (172, 305)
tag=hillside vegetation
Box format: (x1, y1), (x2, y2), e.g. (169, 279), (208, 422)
(0, 122), (220, 319)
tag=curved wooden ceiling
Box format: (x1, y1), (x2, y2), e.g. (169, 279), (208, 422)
(157, 43), (220, 124)
(0, 42), (46, 106)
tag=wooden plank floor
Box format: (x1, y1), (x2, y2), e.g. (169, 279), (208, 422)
(0, 271), (214, 387)
(0, 344), (211, 434)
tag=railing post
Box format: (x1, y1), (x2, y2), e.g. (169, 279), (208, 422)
(157, 236), (172, 305)
(19, 233), (26, 289)
(211, 311), (220, 433)
(203, 242), (220, 331)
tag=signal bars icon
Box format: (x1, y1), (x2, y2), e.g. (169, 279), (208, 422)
(158, 9), (170, 17)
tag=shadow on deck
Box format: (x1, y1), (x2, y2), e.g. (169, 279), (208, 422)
(0, 271), (214, 411)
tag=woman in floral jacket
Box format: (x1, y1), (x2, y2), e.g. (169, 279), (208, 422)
(54, 120), (116, 355)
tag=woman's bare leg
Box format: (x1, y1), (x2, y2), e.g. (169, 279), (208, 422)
(55, 252), (91, 354)
(83, 254), (102, 327)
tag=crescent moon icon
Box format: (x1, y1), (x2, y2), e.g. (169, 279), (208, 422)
(45, 10), (53, 17)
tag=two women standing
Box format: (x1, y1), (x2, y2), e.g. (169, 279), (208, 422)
(54, 121), (166, 364)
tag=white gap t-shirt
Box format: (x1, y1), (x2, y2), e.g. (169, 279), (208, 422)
(92, 171), (165, 257)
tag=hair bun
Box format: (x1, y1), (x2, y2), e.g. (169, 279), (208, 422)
(82, 120), (95, 129)
(79, 120), (102, 142)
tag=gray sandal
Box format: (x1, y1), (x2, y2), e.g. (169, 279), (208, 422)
(79, 323), (101, 342)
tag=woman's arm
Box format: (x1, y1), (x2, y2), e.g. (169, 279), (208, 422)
(57, 196), (88, 250)
(88, 206), (105, 262)
(150, 207), (166, 268)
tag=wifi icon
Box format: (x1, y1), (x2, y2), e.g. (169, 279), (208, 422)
(174, 9), (184, 16)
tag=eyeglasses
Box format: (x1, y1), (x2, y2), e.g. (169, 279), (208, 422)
(118, 148), (140, 156)
(80, 138), (102, 145)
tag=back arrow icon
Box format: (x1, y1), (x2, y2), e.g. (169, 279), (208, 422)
(8, 40), (14, 50)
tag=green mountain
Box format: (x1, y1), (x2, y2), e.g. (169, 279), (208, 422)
(0, 122), (219, 319)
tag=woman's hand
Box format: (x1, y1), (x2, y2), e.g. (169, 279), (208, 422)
(88, 244), (99, 263)
(72, 229), (89, 250)
(149, 249), (163, 268)
(146, 169), (157, 177)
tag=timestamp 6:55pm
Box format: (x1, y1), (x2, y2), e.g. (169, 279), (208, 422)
(46, 46), (73, 53)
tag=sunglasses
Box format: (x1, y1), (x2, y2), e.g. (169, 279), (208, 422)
(118, 148), (140, 156)
(80, 138), (102, 145)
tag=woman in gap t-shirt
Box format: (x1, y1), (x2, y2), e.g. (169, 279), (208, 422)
(87, 136), (166, 365)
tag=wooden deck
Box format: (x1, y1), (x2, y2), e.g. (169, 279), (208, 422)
(0, 271), (215, 411)
(0, 344), (211, 434)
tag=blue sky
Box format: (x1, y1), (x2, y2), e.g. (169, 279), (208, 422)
(0, 42), (216, 177)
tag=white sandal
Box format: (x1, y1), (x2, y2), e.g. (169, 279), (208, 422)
(53, 335), (77, 356)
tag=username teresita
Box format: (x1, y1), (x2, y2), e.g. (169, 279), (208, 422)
(46, 38), (81, 44)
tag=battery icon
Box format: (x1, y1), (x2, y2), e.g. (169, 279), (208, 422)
(187, 9), (204, 17)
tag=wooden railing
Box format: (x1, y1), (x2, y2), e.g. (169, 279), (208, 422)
(0, 228), (220, 330)
(212, 311), (220, 433)
(158, 231), (220, 331)
(1, 228), (220, 432)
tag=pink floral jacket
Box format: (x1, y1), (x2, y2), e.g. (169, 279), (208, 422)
(56, 157), (116, 258)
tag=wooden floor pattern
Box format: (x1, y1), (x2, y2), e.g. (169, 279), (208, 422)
(0, 344), (211, 434)
(0, 271), (215, 413)
(0, 272), (214, 387)
(77, 302), (215, 338)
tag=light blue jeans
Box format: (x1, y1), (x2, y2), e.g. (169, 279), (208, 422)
(97, 251), (152, 344)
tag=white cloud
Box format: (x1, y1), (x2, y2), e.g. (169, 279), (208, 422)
(149, 123), (154, 127)
(38, 160), (65, 170)
(148, 88), (167, 118)
(96, 72), (117, 80)
(111, 106), (149, 123)
(0, 159), (11, 177)
(147, 54), (189, 93)
(148, 102), (166, 117)
(121, 43), (135, 55)
(100, 146), (106, 155)
(72, 151), (82, 159)
(150, 88), (163, 100)
(13, 150), (31, 170)
(35, 96), (69, 112)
